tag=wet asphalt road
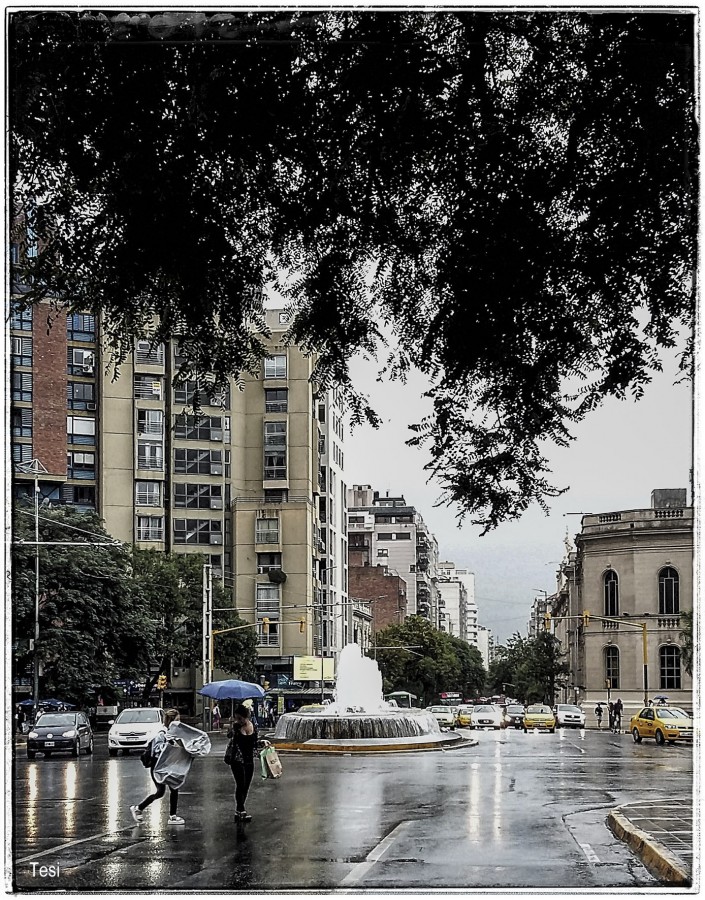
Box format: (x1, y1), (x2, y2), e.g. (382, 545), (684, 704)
(12, 726), (693, 892)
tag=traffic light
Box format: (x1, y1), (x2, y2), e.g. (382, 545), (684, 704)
(299, 617), (306, 633)
(262, 617), (270, 635)
(583, 611), (590, 627)
(543, 611), (551, 631)
(157, 674), (167, 690)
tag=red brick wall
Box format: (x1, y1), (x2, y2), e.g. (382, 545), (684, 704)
(32, 307), (68, 476)
(349, 566), (408, 632)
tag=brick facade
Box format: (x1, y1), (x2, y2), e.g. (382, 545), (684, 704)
(349, 565), (407, 632)
(32, 308), (68, 476)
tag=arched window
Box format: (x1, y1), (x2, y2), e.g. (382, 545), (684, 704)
(604, 646), (620, 689)
(604, 570), (619, 617)
(658, 567), (680, 615)
(659, 645), (682, 689)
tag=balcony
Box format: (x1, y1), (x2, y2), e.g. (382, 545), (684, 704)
(137, 527), (164, 541)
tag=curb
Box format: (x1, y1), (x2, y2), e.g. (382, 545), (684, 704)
(607, 810), (691, 886)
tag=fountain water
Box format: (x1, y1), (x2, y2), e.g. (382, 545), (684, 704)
(271, 643), (471, 753)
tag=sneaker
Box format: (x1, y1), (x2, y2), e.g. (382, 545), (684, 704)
(130, 805), (144, 824)
(239, 811), (252, 822)
(168, 815), (185, 825)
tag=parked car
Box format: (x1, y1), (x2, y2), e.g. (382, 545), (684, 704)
(630, 706), (694, 745)
(523, 705), (556, 733)
(455, 705), (474, 727)
(27, 711), (93, 759)
(469, 704), (504, 729)
(107, 707), (166, 756)
(554, 704), (586, 729)
(503, 704), (526, 729)
(426, 706), (456, 729)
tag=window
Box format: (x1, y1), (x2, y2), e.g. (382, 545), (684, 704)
(377, 548), (389, 557)
(265, 389), (288, 413)
(67, 451), (95, 479)
(12, 408), (32, 438)
(12, 443), (33, 464)
(375, 516), (392, 524)
(174, 448), (222, 475)
(12, 336), (32, 367)
(68, 347), (95, 375)
(256, 584), (280, 646)
(174, 414), (223, 441)
(135, 481), (162, 507)
(12, 372), (32, 402)
(256, 517), (279, 544)
(135, 339), (165, 365)
(67, 313), (96, 342)
(138, 409), (163, 436)
(395, 532), (411, 540)
(61, 484), (96, 508)
(137, 441), (164, 470)
(10, 243), (20, 266)
(264, 489), (288, 503)
(603, 570), (619, 617)
(67, 416), (96, 445)
(174, 483), (223, 509)
(257, 553), (282, 574)
(137, 515), (164, 542)
(377, 533), (394, 541)
(658, 567), (680, 615)
(173, 518), (223, 545)
(659, 645), (682, 689)
(10, 304), (32, 331)
(134, 375), (162, 399)
(604, 646), (620, 689)
(264, 422), (287, 479)
(264, 355), (287, 379)
(174, 379), (230, 408)
(349, 516), (364, 524)
(67, 381), (95, 410)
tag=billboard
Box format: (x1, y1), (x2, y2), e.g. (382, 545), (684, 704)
(294, 656), (335, 681)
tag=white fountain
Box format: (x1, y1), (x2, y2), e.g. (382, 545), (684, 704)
(271, 643), (469, 753)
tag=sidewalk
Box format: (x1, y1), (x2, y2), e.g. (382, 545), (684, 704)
(608, 798), (693, 886)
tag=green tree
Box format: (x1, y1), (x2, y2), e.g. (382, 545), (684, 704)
(679, 609), (693, 676)
(10, 11), (695, 532)
(11, 503), (143, 705)
(131, 550), (258, 702)
(487, 632), (567, 704)
(374, 616), (486, 704)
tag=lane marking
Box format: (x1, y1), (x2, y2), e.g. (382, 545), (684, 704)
(338, 820), (411, 887)
(17, 827), (135, 863)
(579, 842), (601, 864)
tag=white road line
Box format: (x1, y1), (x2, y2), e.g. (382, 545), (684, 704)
(579, 842), (601, 864)
(338, 820), (411, 887)
(17, 827), (135, 864)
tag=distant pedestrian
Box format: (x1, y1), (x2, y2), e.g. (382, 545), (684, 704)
(227, 704), (259, 823)
(613, 698), (623, 733)
(212, 704), (221, 731)
(608, 701), (615, 731)
(594, 704), (603, 728)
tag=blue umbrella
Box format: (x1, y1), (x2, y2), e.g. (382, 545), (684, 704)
(198, 679), (265, 701)
(42, 698), (76, 708)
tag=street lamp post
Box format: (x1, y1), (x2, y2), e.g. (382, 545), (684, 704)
(15, 459), (48, 720)
(202, 563), (213, 731)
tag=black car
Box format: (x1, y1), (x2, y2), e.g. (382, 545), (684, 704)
(27, 711), (93, 759)
(504, 704), (526, 729)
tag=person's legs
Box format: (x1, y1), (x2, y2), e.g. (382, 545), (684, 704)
(231, 762), (247, 812)
(169, 788), (179, 816)
(138, 777), (166, 811)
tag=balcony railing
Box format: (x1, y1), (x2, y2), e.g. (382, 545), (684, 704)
(135, 492), (161, 506)
(137, 527), (164, 541)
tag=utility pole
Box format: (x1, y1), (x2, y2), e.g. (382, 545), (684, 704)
(202, 563), (212, 731)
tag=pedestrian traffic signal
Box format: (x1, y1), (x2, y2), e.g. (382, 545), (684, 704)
(262, 617), (270, 635)
(583, 611), (590, 627)
(299, 617), (305, 633)
(157, 674), (167, 690)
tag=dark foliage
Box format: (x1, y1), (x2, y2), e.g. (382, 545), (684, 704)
(10, 11), (696, 531)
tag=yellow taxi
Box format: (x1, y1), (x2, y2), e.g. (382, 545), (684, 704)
(455, 706), (474, 727)
(630, 706), (694, 745)
(522, 704), (556, 733)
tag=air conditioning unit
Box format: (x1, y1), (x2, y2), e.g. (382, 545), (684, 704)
(81, 365), (95, 375)
(211, 430), (223, 441)
(209, 534), (223, 545)
(211, 465), (223, 475)
(210, 498), (223, 509)
(86, 402), (97, 411)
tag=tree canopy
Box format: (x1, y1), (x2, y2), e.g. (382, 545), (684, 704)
(487, 632), (569, 704)
(10, 10), (696, 531)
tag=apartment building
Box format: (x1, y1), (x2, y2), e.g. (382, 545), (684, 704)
(347, 486), (442, 626)
(10, 290), (345, 704)
(455, 568), (479, 646)
(437, 561), (468, 637)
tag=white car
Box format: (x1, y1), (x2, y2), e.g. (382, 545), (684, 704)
(469, 704), (504, 729)
(426, 706), (456, 729)
(554, 704), (586, 728)
(108, 707), (166, 756)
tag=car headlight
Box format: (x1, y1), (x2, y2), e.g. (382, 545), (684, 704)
(62, 730), (77, 738)
(28, 731), (38, 739)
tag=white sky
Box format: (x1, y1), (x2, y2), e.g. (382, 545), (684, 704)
(344, 349), (696, 644)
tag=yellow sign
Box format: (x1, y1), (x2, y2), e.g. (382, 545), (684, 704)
(294, 656), (335, 681)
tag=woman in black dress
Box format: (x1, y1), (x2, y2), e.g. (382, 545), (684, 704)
(227, 704), (258, 822)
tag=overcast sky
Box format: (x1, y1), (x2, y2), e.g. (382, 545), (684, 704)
(344, 349), (695, 644)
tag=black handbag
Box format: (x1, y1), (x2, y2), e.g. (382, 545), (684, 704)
(223, 738), (234, 766)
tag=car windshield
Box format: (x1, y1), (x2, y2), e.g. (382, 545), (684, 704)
(506, 706), (524, 714)
(667, 707), (690, 718)
(474, 706), (494, 713)
(36, 714), (75, 727)
(656, 709), (683, 719)
(558, 705), (581, 713)
(458, 707), (472, 714)
(116, 709), (161, 724)
(428, 707), (450, 714)
(527, 706), (551, 714)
